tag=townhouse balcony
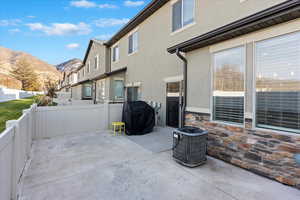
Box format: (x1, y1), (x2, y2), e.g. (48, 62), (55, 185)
(1, 104), (300, 200)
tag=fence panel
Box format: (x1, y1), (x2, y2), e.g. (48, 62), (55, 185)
(0, 104), (36, 200)
(34, 104), (123, 139)
(0, 127), (14, 200)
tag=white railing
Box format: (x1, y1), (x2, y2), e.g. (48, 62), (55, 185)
(0, 87), (43, 102)
(0, 103), (123, 200)
(0, 104), (37, 200)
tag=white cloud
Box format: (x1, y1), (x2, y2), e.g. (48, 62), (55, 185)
(70, 0), (96, 8)
(124, 0), (145, 7)
(66, 43), (80, 49)
(27, 16), (36, 19)
(26, 22), (91, 36)
(96, 34), (112, 41)
(98, 4), (117, 9)
(70, 0), (117, 8)
(0, 19), (21, 26)
(94, 18), (129, 27)
(9, 28), (21, 33)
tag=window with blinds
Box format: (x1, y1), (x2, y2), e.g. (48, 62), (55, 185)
(255, 31), (300, 133)
(213, 46), (245, 124)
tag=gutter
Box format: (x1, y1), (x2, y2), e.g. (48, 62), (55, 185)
(175, 49), (187, 128)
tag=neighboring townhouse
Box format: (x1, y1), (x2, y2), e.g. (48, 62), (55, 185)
(71, 39), (126, 103)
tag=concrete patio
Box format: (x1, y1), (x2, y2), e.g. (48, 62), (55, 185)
(20, 127), (300, 200)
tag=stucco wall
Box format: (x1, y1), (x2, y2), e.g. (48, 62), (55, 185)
(71, 85), (82, 100)
(108, 0), (286, 125)
(78, 41), (107, 82)
(185, 19), (300, 115)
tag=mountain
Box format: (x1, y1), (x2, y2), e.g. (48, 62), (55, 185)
(56, 58), (82, 73)
(0, 46), (61, 90)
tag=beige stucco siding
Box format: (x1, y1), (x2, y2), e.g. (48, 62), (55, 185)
(107, 0), (287, 125)
(78, 41), (107, 82)
(185, 19), (300, 117)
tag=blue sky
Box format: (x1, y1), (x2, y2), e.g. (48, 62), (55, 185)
(0, 0), (151, 65)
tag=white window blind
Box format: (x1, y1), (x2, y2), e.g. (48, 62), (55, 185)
(213, 46), (245, 124)
(255, 31), (300, 133)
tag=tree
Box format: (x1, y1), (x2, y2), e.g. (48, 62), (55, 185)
(10, 59), (41, 91)
(44, 76), (58, 98)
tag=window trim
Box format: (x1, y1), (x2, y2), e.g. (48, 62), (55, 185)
(210, 45), (246, 126)
(128, 31), (138, 56)
(252, 31), (300, 134)
(171, 0), (196, 34)
(112, 43), (120, 63)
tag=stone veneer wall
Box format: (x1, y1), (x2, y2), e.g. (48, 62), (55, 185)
(185, 112), (300, 189)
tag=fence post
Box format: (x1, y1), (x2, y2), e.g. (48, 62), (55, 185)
(104, 103), (110, 130)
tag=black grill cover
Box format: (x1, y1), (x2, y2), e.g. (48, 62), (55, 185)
(122, 101), (155, 135)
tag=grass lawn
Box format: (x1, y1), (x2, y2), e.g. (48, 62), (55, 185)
(0, 97), (35, 133)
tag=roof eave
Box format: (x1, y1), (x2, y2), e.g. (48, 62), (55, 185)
(167, 0), (300, 54)
(105, 0), (169, 46)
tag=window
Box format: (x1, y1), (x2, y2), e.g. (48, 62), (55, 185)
(255, 32), (300, 133)
(213, 46), (245, 124)
(128, 31), (138, 54)
(82, 68), (85, 76)
(127, 87), (139, 102)
(87, 62), (90, 73)
(82, 83), (92, 99)
(172, 0), (195, 32)
(114, 79), (124, 100)
(95, 56), (99, 69)
(112, 45), (119, 62)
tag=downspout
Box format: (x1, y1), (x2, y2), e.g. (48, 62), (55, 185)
(176, 49), (187, 128)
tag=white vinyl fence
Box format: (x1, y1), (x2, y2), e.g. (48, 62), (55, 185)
(34, 104), (122, 139)
(0, 104), (36, 200)
(0, 103), (123, 200)
(0, 87), (43, 102)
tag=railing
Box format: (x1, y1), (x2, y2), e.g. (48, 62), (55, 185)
(0, 104), (37, 200)
(0, 103), (123, 200)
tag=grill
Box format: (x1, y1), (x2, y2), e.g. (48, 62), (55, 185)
(173, 126), (208, 167)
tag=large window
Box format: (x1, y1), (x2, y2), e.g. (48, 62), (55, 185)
(113, 45), (119, 62)
(114, 79), (124, 100)
(172, 0), (195, 32)
(128, 31), (138, 54)
(255, 32), (300, 133)
(213, 46), (245, 124)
